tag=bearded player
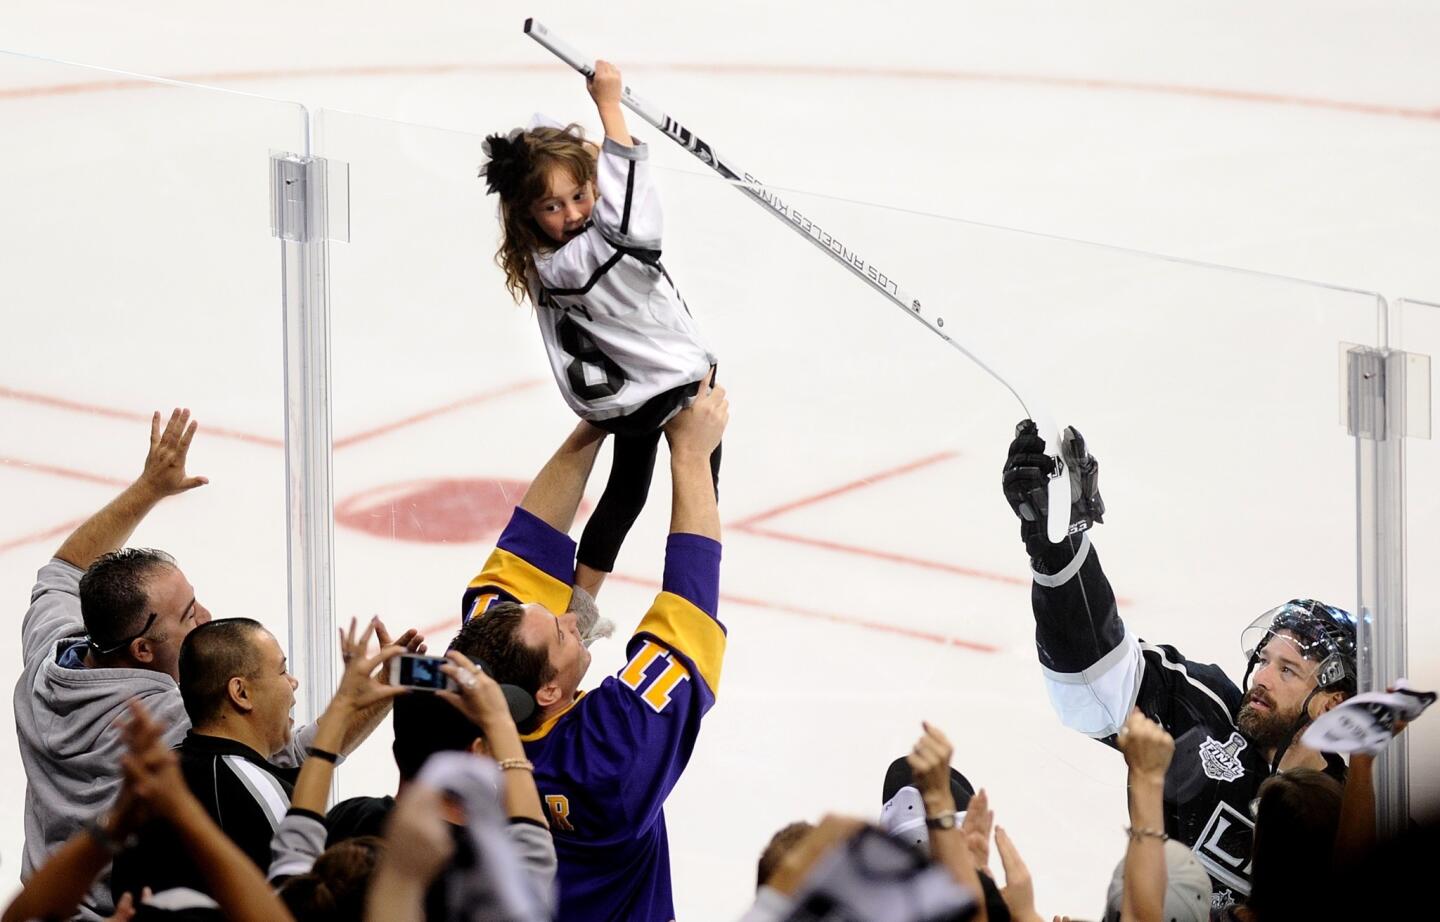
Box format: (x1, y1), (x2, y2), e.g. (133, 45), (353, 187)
(1000, 420), (1355, 911)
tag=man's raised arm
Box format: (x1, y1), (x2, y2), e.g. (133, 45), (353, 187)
(461, 421), (607, 622)
(664, 371), (726, 542)
(54, 408), (208, 570)
(517, 420), (607, 534)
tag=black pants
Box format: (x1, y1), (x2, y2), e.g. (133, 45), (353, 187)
(577, 374), (722, 574)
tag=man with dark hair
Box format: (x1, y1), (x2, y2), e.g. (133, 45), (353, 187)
(450, 602), (568, 734)
(756, 822), (816, 890)
(113, 615), (404, 902)
(77, 547), (185, 670)
(1001, 420), (1355, 911)
(176, 618), (263, 719)
(14, 409), (210, 920)
(452, 375), (730, 922)
(14, 411), (422, 920)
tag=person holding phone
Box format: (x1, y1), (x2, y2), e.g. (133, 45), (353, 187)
(324, 648), (548, 848)
(273, 634), (557, 921)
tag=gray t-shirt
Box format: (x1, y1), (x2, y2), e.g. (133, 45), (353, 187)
(15, 558), (191, 919)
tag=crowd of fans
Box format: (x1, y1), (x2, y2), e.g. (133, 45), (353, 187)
(6, 404), (1428, 922)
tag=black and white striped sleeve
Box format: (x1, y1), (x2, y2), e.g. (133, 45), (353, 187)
(1032, 533), (1144, 739)
(592, 138), (661, 249)
(1032, 534), (1242, 741)
(1131, 641), (1243, 739)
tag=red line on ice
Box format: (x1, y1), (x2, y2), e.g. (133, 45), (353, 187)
(0, 380), (546, 455)
(605, 573), (1000, 654)
(728, 450), (958, 528)
(0, 517), (85, 555)
(727, 449), (1028, 588)
(0, 386), (283, 448)
(737, 524), (1029, 588)
(0, 381), (544, 554)
(332, 379), (546, 450)
(2, 61), (1434, 122)
(0, 456), (132, 488)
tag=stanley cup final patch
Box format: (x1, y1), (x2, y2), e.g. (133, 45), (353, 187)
(1198, 732), (1248, 783)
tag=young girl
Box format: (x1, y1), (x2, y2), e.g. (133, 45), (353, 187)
(481, 60), (719, 596)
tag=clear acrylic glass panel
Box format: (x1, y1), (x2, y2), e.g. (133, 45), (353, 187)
(0, 51), (305, 891)
(319, 105), (1383, 915)
(1392, 297), (1440, 820)
(652, 164), (1384, 904)
(316, 108), (559, 804)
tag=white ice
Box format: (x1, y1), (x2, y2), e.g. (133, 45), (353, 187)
(2, 1), (1438, 918)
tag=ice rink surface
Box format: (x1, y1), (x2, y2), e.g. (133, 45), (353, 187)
(2, 1), (1438, 917)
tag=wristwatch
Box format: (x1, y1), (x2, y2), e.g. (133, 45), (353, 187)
(924, 813), (957, 830)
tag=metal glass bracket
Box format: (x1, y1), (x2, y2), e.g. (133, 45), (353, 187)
(1346, 342), (1429, 842)
(270, 150), (341, 726)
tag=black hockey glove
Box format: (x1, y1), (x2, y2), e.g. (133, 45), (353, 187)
(1002, 419), (1105, 564)
(1002, 420), (1054, 529)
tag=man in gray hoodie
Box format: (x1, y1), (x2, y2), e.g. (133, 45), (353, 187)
(13, 408), (211, 919)
(16, 409), (426, 920)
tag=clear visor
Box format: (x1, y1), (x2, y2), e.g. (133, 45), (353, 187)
(1241, 602), (1351, 689)
(1241, 629), (1327, 687)
(1239, 602), (1343, 661)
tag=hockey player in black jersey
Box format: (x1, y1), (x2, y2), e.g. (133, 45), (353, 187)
(1001, 420), (1357, 912)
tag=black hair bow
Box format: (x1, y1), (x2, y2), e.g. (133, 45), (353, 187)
(479, 129), (531, 198)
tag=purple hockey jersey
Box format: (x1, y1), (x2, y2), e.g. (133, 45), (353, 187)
(463, 509), (725, 922)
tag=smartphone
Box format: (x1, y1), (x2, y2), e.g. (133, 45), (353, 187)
(389, 653), (455, 692)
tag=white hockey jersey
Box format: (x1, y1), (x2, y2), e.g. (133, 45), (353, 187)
(529, 137), (715, 422)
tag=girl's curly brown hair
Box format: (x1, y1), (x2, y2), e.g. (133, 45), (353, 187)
(481, 124), (598, 305)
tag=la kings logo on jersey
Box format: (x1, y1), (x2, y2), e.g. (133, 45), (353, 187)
(1194, 800), (1255, 898)
(1198, 731), (1248, 782)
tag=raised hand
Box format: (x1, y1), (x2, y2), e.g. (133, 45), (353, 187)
(104, 888), (152, 922)
(664, 370), (728, 457)
(374, 616), (428, 657)
(140, 408), (208, 498)
(117, 699), (194, 821)
(764, 815), (868, 897)
(586, 59), (624, 107)
(330, 617), (408, 715)
(1117, 710), (1174, 783)
(105, 891), (138, 922)
(907, 721), (957, 816)
(438, 649), (519, 734)
(1002, 420), (1053, 525)
(960, 788), (993, 873)
(1002, 420), (1104, 558)
(995, 826), (1045, 922)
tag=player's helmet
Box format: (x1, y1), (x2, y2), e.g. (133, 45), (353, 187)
(1240, 599), (1358, 692)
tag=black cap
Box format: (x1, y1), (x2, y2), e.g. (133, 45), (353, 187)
(881, 756), (975, 812)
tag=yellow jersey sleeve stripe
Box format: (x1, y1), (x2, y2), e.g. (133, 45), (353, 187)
(633, 591), (726, 696)
(466, 547), (573, 619)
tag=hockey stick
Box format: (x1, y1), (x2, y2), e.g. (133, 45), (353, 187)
(523, 18), (1074, 542)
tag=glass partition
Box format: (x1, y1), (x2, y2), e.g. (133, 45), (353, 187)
(318, 108), (1383, 914)
(1392, 297), (1440, 821)
(0, 51), (304, 892)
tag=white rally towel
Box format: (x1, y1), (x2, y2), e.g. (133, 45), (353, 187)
(1301, 680), (1435, 755)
